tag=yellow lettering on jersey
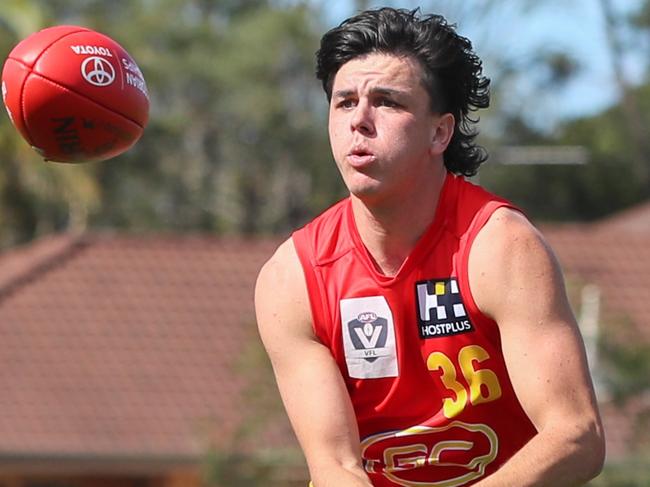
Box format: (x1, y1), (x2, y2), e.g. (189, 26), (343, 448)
(459, 345), (502, 405)
(427, 345), (502, 418)
(426, 352), (467, 419)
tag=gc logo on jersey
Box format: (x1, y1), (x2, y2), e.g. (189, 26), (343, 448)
(416, 278), (474, 339)
(340, 296), (398, 379)
(361, 421), (498, 486)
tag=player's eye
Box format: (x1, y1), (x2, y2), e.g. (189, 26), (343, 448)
(376, 98), (399, 108)
(336, 98), (357, 109)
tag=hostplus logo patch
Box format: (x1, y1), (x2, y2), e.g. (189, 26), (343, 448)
(415, 278), (474, 339)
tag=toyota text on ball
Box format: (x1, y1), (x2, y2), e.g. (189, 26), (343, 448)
(70, 45), (113, 57)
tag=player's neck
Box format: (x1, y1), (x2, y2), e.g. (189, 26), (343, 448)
(351, 166), (447, 277)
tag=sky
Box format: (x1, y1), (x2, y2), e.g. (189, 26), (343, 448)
(317, 0), (647, 129)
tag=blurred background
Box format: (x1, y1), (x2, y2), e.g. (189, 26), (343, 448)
(0, 0), (648, 486)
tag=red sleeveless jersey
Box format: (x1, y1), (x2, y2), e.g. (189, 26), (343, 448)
(292, 174), (537, 486)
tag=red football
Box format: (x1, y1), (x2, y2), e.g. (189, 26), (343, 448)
(1, 25), (149, 163)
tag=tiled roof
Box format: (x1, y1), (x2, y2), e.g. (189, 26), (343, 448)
(543, 226), (650, 342)
(2, 198), (648, 466)
(593, 200), (650, 235)
(0, 233), (293, 463)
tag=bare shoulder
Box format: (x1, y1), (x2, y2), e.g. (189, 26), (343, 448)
(255, 237), (313, 351)
(256, 237), (304, 297)
(468, 207), (567, 323)
(473, 206), (549, 255)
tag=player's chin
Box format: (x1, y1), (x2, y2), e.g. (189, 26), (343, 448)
(346, 180), (387, 204)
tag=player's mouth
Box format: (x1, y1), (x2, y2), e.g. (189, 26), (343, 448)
(347, 148), (376, 168)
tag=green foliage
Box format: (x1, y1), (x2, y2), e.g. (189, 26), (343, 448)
(87, 0), (338, 235)
(630, 0), (650, 30)
(0, 0), (44, 40)
(478, 0), (650, 223)
(480, 79), (650, 222)
(593, 314), (650, 481)
(1, 0), (648, 241)
(588, 458), (650, 487)
(598, 318), (650, 406)
(0, 1), (101, 247)
(202, 326), (308, 486)
(203, 448), (307, 487)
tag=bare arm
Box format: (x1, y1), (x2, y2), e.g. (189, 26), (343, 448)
(469, 208), (605, 486)
(255, 238), (373, 487)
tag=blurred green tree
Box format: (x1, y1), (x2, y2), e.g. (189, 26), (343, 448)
(61, 0), (340, 235)
(202, 324), (308, 486)
(0, 0), (649, 237)
(479, 81), (650, 222)
(0, 0), (101, 247)
(479, 0), (650, 222)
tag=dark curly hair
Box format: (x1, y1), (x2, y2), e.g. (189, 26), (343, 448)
(316, 7), (490, 176)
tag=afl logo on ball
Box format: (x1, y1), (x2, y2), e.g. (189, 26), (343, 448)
(81, 56), (115, 87)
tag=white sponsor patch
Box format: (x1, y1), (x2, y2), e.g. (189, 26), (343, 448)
(416, 278), (474, 339)
(340, 296), (398, 379)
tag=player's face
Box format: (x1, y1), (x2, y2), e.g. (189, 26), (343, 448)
(328, 53), (445, 204)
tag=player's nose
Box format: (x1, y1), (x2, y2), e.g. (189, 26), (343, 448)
(350, 99), (376, 136)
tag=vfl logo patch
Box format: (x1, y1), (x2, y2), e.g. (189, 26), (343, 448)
(348, 312), (387, 363)
(416, 278), (474, 339)
(340, 296), (398, 379)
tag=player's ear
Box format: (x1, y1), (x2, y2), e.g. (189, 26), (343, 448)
(430, 113), (454, 157)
